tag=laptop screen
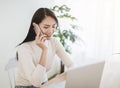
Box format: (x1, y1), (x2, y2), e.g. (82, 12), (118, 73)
(65, 61), (105, 88)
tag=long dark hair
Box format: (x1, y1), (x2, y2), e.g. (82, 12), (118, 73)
(18, 8), (58, 46)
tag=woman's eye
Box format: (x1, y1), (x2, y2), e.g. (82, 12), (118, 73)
(52, 26), (56, 29)
(44, 27), (49, 29)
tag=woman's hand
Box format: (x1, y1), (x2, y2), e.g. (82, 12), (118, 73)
(33, 22), (47, 50)
(41, 72), (67, 87)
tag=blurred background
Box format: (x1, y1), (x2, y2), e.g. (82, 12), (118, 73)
(0, 0), (120, 87)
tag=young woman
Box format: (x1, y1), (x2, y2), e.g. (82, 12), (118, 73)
(15, 8), (74, 88)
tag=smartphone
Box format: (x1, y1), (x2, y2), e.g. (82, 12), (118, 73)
(39, 26), (44, 35)
(37, 26), (48, 36)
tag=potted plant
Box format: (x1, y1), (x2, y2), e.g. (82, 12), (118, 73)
(51, 5), (80, 73)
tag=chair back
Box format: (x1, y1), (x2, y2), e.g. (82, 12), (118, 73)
(5, 57), (18, 88)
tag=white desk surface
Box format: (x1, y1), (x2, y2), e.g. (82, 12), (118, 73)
(44, 81), (65, 88)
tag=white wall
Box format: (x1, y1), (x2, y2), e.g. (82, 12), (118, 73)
(0, 0), (54, 87)
(113, 0), (120, 53)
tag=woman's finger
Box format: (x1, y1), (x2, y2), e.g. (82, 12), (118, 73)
(36, 31), (40, 39)
(41, 37), (47, 42)
(39, 34), (47, 41)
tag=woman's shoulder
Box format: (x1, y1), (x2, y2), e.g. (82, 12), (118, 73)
(50, 37), (60, 44)
(50, 37), (62, 49)
(17, 41), (34, 51)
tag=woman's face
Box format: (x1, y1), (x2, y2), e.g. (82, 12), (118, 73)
(38, 16), (57, 40)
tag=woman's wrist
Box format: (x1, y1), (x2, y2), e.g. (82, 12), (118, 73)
(42, 47), (48, 52)
(39, 48), (47, 66)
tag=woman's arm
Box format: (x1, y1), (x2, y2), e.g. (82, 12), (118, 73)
(17, 23), (49, 87)
(39, 48), (47, 67)
(40, 72), (67, 88)
(33, 22), (48, 67)
(37, 39), (75, 88)
(54, 38), (75, 68)
(18, 45), (47, 87)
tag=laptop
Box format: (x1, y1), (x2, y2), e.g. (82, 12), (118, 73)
(65, 61), (105, 88)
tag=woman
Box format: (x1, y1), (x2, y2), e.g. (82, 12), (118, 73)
(15, 8), (74, 88)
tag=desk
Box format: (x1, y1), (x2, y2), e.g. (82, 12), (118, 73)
(44, 81), (65, 88)
(42, 72), (66, 88)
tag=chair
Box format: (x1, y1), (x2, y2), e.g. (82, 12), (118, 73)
(5, 56), (18, 88)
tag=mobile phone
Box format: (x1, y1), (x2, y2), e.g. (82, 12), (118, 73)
(38, 26), (44, 35)
(37, 25), (48, 36)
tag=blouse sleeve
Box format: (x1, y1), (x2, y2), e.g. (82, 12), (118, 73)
(54, 38), (74, 68)
(18, 44), (46, 87)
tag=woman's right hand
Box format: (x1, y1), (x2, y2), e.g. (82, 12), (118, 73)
(36, 32), (48, 50)
(33, 23), (47, 50)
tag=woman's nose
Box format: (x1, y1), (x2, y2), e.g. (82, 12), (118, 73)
(49, 28), (55, 33)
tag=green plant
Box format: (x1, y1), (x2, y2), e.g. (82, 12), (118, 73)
(51, 5), (79, 54)
(51, 5), (80, 73)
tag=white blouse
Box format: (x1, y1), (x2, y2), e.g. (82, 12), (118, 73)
(15, 38), (74, 87)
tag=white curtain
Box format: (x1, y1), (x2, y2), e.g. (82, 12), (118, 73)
(97, 0), (120, 88)
(54, 0), (120, 63)
(92, 0), (113, 60)
(54, 0), (120, 87)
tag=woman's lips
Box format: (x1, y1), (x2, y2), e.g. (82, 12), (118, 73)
(46, 33), (52, 37)
(46, 36), (51, 40)
(45, 34), (51, 40)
